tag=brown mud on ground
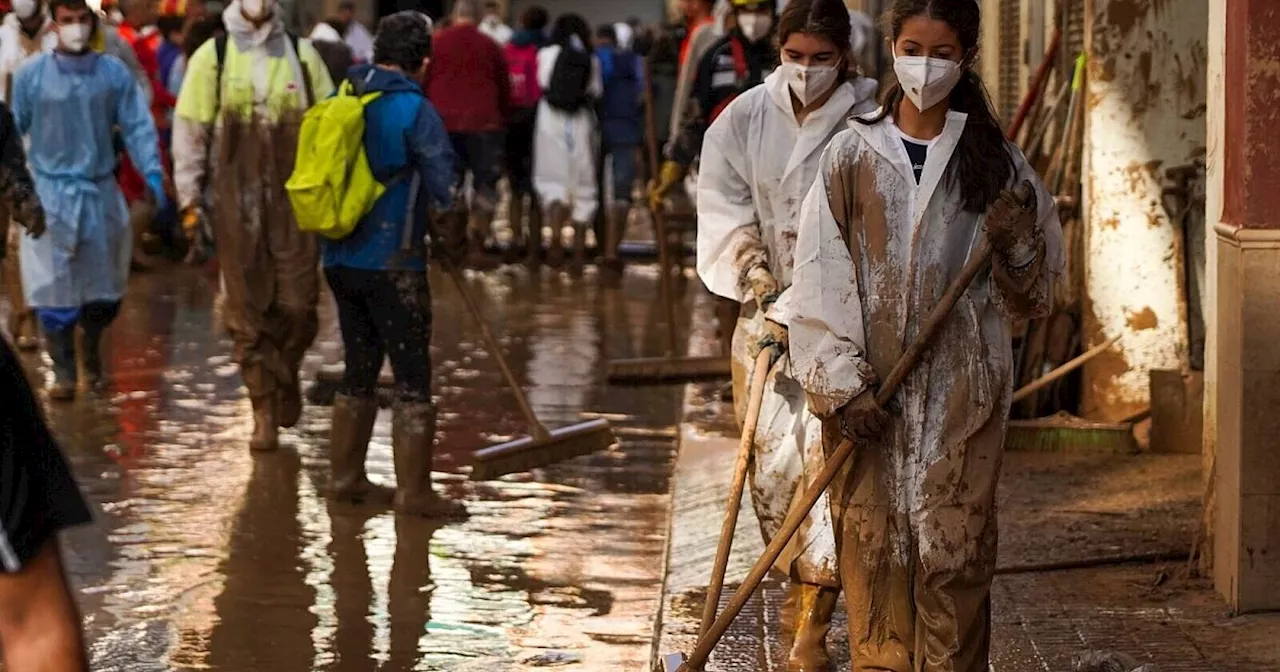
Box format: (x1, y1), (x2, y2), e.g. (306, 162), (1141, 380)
(24, 263), (698, 671)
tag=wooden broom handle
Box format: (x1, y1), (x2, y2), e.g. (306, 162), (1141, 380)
(642, 57), (681, 356)
(699, 347), (775, 637)
(680, 239), (996, 671)
(441, 261), (550, 442)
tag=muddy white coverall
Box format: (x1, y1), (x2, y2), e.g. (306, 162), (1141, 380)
(532, 43), (603, 224)
(784, 110), (1062, 670)
(695, 70), (878, 585)
(172, 2), (334, 410)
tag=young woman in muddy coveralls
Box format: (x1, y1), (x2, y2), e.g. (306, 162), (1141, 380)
(785, 1), (1063, 669)
(694, 0), (878, 667)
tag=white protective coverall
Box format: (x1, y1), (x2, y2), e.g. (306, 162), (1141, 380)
(696, 70), (878, 585)
(532, 43), (603, 224)
(784, 110), (1063, 670)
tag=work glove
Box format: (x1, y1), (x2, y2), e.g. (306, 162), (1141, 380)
(146, 172), (169, 212)
(647, 160), (686, 212)
(181, 205), (210, 265)
(753, 318), (788, 368)
(984, 180), (1040, 267)
(746, 265), (781, 313)
(839, 390), (890, 441)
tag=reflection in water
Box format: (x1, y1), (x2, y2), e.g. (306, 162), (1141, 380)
(45, 264), (691, 670)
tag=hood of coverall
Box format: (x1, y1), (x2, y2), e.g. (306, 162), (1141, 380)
(222, 0), (286, 53)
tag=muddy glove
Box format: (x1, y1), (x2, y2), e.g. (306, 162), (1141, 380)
(753, 318), (788, 367)
(746, 265), (781, 312)
(839, 391), (890, 441)
(181, 206), (210, 265)
(984, 180), (1040, 267)
(647, 160), (686, 212)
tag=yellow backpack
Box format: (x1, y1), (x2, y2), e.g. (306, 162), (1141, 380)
(286, 78), (386, 240)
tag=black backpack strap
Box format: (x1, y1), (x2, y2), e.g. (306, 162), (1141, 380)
(214, 33), (228, 116)
(287, 31), (316, 106)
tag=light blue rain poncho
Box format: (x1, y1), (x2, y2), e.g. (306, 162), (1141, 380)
(11, 50), (161, 328)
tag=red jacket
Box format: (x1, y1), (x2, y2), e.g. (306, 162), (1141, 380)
(424, 23), (510, 134)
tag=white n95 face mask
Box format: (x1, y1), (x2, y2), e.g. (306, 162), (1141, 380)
(13, 0), (39, 20)
(780, 61), (838, 107)
(893, 49), (963, 111)
(241, 0), (276, 21)
(737, 13), (772, 43)
(59, 23), (91, 52)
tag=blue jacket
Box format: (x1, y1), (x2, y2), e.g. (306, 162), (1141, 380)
(597, 45), (644, 147)
(322, 65), (454, 272)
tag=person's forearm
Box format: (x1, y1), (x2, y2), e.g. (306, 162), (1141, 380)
(0, 541), (88, 672)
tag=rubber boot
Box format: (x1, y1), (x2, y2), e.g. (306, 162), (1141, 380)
(278, 369), (303, 429)
(503, 196), (525, 264)
(250, 395), (280, 452)
(79, 322), (107, 392)
(571, 219), (588, 269)
(602, 202), (627, 273)
(545, 202), (568, 267)
(44, 327), (77, 401)
(391, 401), (467, 519)
(467, 210), (497, 270)
(785, 582), (840, 672)
(525, 200), (543, 266)
(328, 394), (395, 505)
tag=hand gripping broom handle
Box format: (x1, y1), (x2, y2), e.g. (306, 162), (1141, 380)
(679, 239), (995, 671)
(699, 347), (775, 638)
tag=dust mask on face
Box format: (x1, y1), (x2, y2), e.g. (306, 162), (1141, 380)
(13, 0), (39, 20)
(780, 61), (839, 107)
(737, 13), (772, 43)
(240, 0), (275, 22)
(58, 22), (91, 52)
(893, 47), (963, 112)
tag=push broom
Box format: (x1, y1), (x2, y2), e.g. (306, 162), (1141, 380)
(431, 251), (618, 481)
(606, 58), (731, 385)
(664, 182), (1034, 671)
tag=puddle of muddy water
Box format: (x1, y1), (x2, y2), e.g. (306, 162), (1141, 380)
(31, 263), (704, 671)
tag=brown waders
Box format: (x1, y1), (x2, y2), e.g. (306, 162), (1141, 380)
(213, 117), (319, 452)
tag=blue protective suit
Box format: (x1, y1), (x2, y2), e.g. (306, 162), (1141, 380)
(11, 51), (161, 313)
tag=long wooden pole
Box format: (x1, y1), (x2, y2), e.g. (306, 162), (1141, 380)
(698, 347), (774, 638)
(642, 58), (681, 357)
(678, 240), (997, 671)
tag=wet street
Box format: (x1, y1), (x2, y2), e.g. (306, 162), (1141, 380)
(31, 262), (695, 671)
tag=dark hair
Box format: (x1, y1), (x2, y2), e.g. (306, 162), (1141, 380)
(863, 0), (1014, 213)
(519, 5), (548, 31)
(49, 0), (92, 17)
(550, 13), (592, 53)
(374, 11), (433, 71)
(484, 1), (501, 12)
(777, 0), (852, 58)
(157, 15), (185, 37)
(182, 14), (223, 58)
(596, 24), (616, 43)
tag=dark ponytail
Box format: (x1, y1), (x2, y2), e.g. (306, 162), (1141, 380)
(858, 0), (1014, 213)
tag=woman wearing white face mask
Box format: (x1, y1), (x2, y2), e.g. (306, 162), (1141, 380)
(695, 0), (877, 668)
(786, 0), (1063, 669)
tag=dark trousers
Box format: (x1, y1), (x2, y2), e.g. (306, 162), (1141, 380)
(504, 108), (537, 197)
(449, 131), (505, 213)
(325, 267), (433, 403)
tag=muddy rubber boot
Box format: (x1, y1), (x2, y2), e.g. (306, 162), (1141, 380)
(503, 196), (525, 265)
(525, 202), (543, 266)
(328, 394), (394, 505)
(545, 202), (567, 267)
(10, 310), (37, 351)
(602, 203), (627, 273)
(44, 327), (77, 401)
(250, 395), (280, 452)
(786, 583), (839, 672)
(467, 210), (497, 270)
(571, 220), (588, 270)
(79, 324), (107, 393)
(278, 370), (303, 429)
(391, 402), (467, 519)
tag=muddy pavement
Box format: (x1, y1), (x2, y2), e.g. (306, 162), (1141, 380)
(38, 263), (698, 671)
